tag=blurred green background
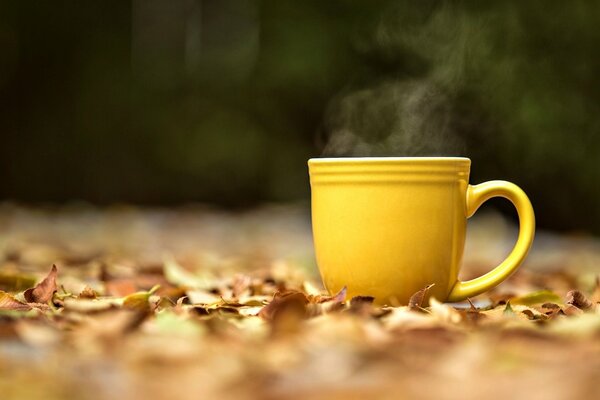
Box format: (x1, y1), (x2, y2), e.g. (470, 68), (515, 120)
(0, 0), (599, 232)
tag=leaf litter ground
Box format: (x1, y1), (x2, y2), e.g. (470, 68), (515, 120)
(0, 204), (600, 400)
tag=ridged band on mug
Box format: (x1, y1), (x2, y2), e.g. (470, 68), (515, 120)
(308, 157), (471, 184)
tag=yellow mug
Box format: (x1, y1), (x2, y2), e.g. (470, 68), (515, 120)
(308, 157), (535, 305)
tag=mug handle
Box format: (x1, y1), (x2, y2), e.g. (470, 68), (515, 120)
(447, 180), (535, 302)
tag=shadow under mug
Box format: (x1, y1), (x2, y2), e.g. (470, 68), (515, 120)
(308, 157), (535, 305)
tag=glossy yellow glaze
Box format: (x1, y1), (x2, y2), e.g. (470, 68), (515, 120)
(308, 157), (535, 305)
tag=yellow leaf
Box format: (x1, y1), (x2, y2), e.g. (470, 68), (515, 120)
(509, 290), (562, 306)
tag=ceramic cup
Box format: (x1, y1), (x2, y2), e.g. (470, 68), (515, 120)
(308, 157), (535, 305)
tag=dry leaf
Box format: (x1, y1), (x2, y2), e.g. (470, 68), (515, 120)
(163, 255), (216, 289)
(123, 285), (160, 312)
(509, 290), (562, 306)
(104, 279), (138, 297)
(259, 291), (308, 321)
(538, 303), (563, 319)
(79, 286), (98, 299)
(307, 286), (347, 304)
(503, 302), (515, 316)
(24, 265), (58, 304)
(429, 297), (462, 324)
(566, 290), (593, 310)
(409, 284), (435, 311)
(347, 296), (376, 317)
(63, 297), (120, 313)
(186, 290), (221, 305)
(319, 286), (347, 304)
(459, 298), (487, 324)
(0, 290), (31, 311)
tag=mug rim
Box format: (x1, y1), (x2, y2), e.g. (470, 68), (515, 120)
(309, 156), (470, 164)
(308, 157), (471, 183)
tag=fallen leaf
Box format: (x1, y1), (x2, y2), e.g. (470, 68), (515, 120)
(151, 310), (206, 337)
(566, 290), (593, 310)
(429, 297), (462, 324)
(104, 279), (138, 297)
(348, 296), (375, 317)
(63, 297), (120, 313)
(79, 286), (98, 299)
(307, 286), (347, 304)
(0, 290), (31, 311)
(123, 285), (160, 312)
(383, 306), (437, 331)
(459, 298), (487, 325)
(259, 291), (308, 321)
(521, 309), (547, 320)
(24, 265), (58, 304)
(319, 286), (347, 304)
(564, 304), (584, 316)
(163, 255), (216, 289)
(503, 301), (515, 316)
(509, 290), (562, 306)
(409, 284), (435, 311)
(186, 290), (221, 305)
(541, 302), (560, 310)
(538, 303), (563, 319)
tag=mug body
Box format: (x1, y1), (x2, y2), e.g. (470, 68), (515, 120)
(309, 157), (471, 304)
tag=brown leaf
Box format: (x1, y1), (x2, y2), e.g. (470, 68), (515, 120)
(78, 286), (98, 299)
(104, 279), (138, 297)
(541, 302), (561, 310)
(0, 290), (31, 311)
(459, 298), (487, 325)
(566, 290), (593, 310)
(348, 295), (375, 316)
(305, 286), (348, 317)
(24, 265), (58, 304)
(563, 304), (584, 316)
(329, 286), (347, 303)
(258, 291), (308, 321)
(521, 309), (547, 320)
(307, 286), (347, 304)
(489, 292), (516, 307)
(259, 291), (309, 336)
(409, 284), (435, 310)
(538, 303), (564, 319)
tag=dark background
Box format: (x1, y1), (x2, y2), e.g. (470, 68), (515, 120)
(0, 0), (599, 233)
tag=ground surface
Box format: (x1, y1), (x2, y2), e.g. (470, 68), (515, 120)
(1, 204), (600, 400)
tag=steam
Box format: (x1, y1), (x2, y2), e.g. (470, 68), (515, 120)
(321, 80), (465, 157)
(320, 2), (484, 157)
